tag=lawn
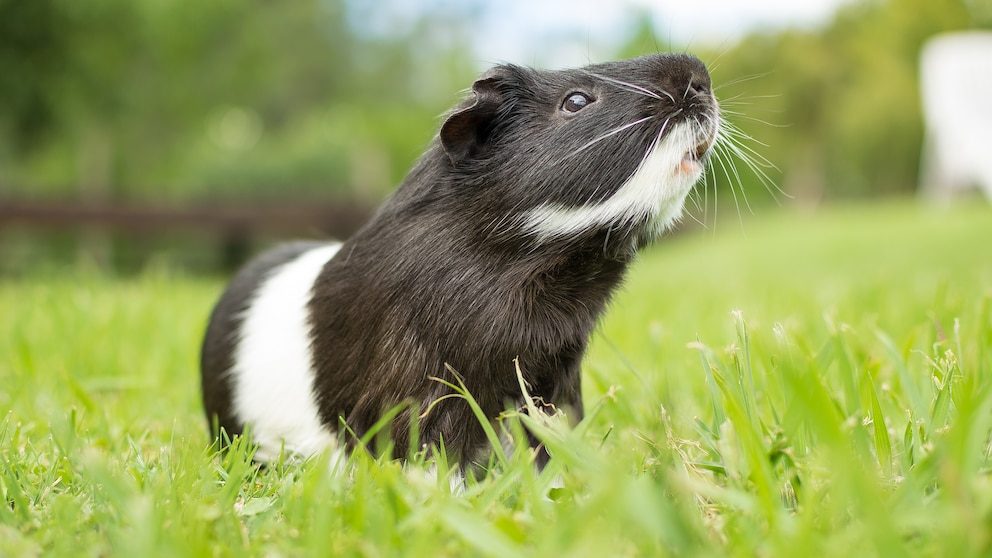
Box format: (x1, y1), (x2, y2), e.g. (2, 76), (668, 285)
(1, 201), (991, 557)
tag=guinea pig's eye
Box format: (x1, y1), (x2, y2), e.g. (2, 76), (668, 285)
(562, 92), (594, 113)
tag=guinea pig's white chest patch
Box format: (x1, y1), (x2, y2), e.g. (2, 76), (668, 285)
(522, 122), (704, 241)
(231, 242), (342, 461)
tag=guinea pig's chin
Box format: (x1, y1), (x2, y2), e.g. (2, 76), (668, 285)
(678, 157), (703, 176)
(677, 159), (704, 181)
(678, 155), (704, 177)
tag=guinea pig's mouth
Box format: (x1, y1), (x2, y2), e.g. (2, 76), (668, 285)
(691, 141), (711, 160)
(679, 140), (713, 174)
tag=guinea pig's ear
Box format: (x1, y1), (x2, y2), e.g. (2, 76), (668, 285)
(440, 67), (509, 164)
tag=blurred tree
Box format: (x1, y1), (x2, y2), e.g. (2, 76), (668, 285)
(0, 0), (477, 204)
(0, 0), (68, 151)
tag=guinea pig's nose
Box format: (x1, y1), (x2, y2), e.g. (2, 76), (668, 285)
(682, 55), (711, 96)
(655, 54), (711, 100)
(689, 70), (711, 95)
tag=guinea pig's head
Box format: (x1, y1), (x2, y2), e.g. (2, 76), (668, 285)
(440, 53), (720, 245)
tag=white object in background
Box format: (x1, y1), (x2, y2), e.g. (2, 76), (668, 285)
(919, 31), (992, 201)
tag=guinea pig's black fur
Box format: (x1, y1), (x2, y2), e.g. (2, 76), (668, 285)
(200, 53), (720, 468)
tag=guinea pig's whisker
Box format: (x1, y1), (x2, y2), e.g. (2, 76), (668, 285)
(683, 161), (709, 227)
(712, 72), (771, 93)
(657, 111), (676, 138)
(721, 140), (754, 215)
(713, 92), (750, 105)
(692, 116), (720, 228)
(721, 119), (773, 148)
(703, 117), (722, 226)
(559, 116), (656, 164)
(717, 121), (786, 200)
(710, 137), (748, 227)
(684, 199), (708, 228)
(584, 72), (672, 103)
(697, 160), (716, 230)
(642, 116), (670, 169)
(682, 99), (787, 229)
(718, 109), (788, 129)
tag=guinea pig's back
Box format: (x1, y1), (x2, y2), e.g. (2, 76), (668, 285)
(200, 240), (342, 459)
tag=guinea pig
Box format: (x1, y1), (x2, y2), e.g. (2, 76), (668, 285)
(200, 53), (721, 469)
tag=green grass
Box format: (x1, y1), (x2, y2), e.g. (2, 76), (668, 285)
(2, 201), (991, 557)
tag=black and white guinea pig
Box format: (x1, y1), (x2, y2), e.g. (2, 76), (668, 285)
(200, 53), (721, 468)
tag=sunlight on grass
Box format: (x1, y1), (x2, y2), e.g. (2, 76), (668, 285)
(1, 202), (991, 556)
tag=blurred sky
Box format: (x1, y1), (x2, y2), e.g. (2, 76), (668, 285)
(352, 0), (856, 68)
(474, 0), (855, 66)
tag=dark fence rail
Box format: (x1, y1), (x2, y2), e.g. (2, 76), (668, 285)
(0, 200), (373, 237)
(0, 199), (375, 271)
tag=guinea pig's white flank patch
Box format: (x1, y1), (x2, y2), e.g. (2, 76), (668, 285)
(522, 122), (707, 241)
(231, 243), (342, 461)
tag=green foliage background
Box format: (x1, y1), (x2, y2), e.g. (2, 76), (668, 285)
(0, 0), (989, 208)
